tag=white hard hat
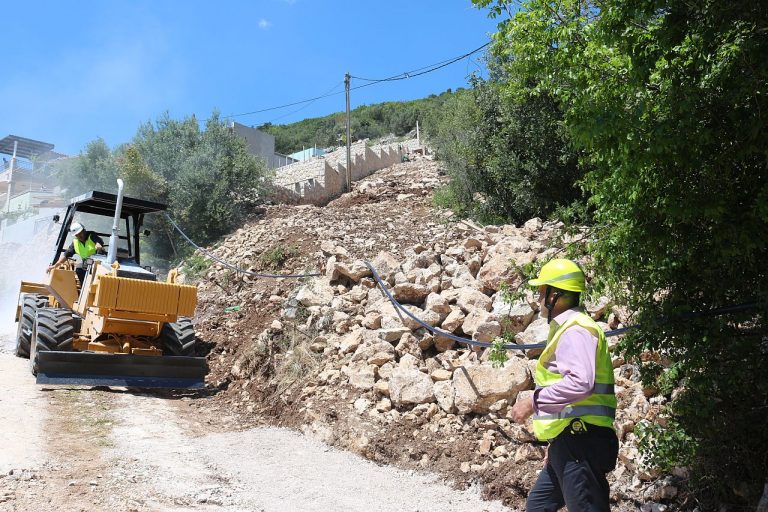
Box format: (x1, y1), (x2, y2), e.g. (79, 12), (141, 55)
(69, 222), (85, 236)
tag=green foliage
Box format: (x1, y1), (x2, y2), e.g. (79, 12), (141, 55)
(258, 245), (299, 270)
(636, 418), (696, 474)
(476, 0), (768, 506)
(55, 138), (119, 196)
(180, 253), (211, 282)
(425, 75), (587, 224)
(259, 90), (459, 154)
(489, 335), (511, 368)
(51, 112), (271, 262)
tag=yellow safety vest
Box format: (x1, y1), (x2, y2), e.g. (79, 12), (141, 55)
(532, 312), (616, 441)
(73, 236), (98, 259)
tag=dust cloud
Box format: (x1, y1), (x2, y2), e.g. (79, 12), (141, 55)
(0, 220), (61, 349)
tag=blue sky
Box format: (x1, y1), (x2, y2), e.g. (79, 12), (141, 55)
(1, 1), (501, 156)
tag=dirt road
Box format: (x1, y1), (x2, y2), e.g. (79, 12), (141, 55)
(0, 337), (511, 512)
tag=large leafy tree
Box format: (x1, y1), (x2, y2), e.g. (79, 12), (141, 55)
(475, 0), (768, 507)
(426, 74), (585, 224)
(53, 112), (270, 262)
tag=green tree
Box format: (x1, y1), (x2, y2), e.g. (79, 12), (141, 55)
(52, 112), (271, 263)
(426, 75), (585, 224)
(55, 138), (118, 196)
(131, 112), (270, 257)
(476, 0), (768, 507)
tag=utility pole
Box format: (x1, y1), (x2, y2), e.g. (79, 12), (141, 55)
(345, 72), (352, 192)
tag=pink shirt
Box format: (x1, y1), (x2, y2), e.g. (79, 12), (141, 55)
(533, 308), (597, 414)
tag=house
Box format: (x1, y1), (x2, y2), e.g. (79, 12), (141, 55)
(0, 135), (67, 243)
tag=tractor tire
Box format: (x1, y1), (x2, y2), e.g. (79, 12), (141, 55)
(15, 294), (48, 359)
(31, 308), (74, 376)
(159, 317), (196, 357)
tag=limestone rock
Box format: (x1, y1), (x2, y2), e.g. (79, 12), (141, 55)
(492, 297), (537, 334)
(336, 259), (372, 282)
(477, 254), (523, 294)
(342, 361), (377, 390)
(424, 293), (452, 322)
(433, 380), (456, 413)
(456, 288), (492, 313)
(377, 327), (410, 343)
(362, 312), (382, 330)
(340, 330), (364, 354)
(441, 308), (466, 333)
(389, 368), (436, 406)
(462, 310), (494, 336)
(296, 279), (334, 307)
(473, 320), (501, 343)
(453, 359), (531, 414)
(434, 334), (456, 353)
(372, 251), (401, 283)
(515, 317), (551, 358)
(393, 283), (430, 304)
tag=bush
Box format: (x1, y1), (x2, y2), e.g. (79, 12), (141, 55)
(426, 77), (586, 225)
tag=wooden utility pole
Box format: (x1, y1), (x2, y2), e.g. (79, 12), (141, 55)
(345, 72), (352, 192)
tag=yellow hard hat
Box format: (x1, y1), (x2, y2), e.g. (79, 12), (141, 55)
(528, 258), (585, 292)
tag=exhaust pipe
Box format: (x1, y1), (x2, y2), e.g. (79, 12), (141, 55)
(107, 179), (125, 265)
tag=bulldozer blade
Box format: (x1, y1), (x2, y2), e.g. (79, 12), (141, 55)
(36, 351), (207, 389)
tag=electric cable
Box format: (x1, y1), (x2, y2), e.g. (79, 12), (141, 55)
(225, 41), (491, 119)
(164, 213), (321, 279)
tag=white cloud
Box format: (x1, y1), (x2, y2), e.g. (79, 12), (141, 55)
(258, 19), (272, 29)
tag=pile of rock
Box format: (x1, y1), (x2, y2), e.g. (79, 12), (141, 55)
(192, 158), (682, 509)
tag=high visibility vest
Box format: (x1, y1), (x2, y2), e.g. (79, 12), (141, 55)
(532, 311), (617, 441)
(73, 235), (98, 259)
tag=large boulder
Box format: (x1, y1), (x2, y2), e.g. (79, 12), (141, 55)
(389, 368), (436, 406)
(452, 359), (531, 414)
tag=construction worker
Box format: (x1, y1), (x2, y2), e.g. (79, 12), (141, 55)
(509, 258), (618, 512)
(47, 222), (105, 283)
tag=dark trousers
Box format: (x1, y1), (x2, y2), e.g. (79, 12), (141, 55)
(526, 425), (619, 512)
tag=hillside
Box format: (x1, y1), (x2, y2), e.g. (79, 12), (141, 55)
(184, 155), (678, 511)
(258, 89), (463, 154)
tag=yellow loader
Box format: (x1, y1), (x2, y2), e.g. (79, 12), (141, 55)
(14, 179), (207, 388)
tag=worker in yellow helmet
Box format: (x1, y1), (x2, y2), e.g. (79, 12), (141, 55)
(509, 258), (618, 512)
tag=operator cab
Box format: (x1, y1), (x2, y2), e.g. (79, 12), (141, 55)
(52, 191), (166, 283)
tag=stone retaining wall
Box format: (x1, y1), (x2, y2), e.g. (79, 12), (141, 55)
(272, 139), (406, 205)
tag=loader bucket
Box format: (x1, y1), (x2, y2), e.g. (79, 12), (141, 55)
(35, 351), (207, 389)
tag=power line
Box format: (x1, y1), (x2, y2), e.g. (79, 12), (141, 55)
(266, 80), (345, 124)
(224, 41), (491, 120)
(350, 42), (490, 84)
